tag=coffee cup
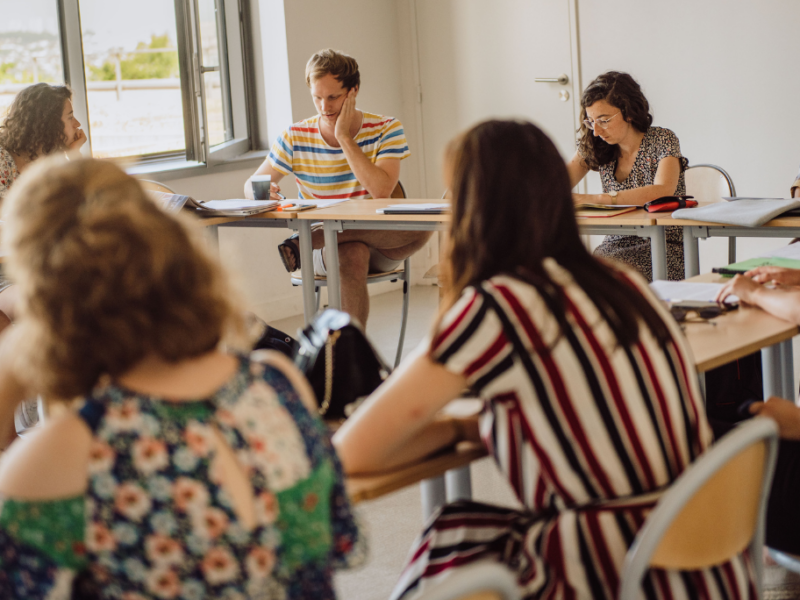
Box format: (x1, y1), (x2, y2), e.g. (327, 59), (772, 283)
(251, 175), (272, 200)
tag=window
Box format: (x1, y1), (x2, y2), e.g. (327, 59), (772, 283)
(4, 0), (252, 168)
(0, 0), (65, 116)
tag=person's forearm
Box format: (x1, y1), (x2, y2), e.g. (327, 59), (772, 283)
(338, 137), (396, 198)
(574, 183), (678, 207)
(749, 286), (800, 325)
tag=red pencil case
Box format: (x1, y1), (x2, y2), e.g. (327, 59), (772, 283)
(643, 195), (697, 213)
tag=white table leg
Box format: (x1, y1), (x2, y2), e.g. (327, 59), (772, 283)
(683, 226), (700, 278)
(761, 346), (782, 399)
(420, 476), (446, 522)
(323, 221), (342, 309)
(649, 226), (667, 281)
(297, 220), (317, 325)
(445, 466), (472, 502)
(780, 339), (795, 400)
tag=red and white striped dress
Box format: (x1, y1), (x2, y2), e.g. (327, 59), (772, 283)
(392, 260), (756, 600)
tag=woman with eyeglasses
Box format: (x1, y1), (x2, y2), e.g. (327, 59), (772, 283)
(566, 71), (688, 282)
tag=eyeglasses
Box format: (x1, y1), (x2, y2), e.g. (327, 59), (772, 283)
(670, 305), (726, 324)
(583, 112), (620, 131)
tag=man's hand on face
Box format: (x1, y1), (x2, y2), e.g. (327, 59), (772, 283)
(334, 89), (357, 142)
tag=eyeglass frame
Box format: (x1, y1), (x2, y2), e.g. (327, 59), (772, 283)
(583, 112), (621, 131)
(669, 304), (727, 323)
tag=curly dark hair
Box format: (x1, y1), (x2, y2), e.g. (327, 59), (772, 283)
(576, 72), (654, 170)
(0, 83), (72, 161)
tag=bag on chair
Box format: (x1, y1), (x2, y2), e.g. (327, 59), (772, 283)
(295, 309), (390, 421)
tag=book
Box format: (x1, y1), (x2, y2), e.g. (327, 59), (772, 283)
(711, 256), (800, 277)
(574, 205), (638, 218)
(376, 203), (450, 214)
(650, 281), (738, 305)
(147, 191), (278, 216)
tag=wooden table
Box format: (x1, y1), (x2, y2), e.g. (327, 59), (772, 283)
(656, 205), (800, 278)
(680, 273), (799, 400)
(346, 442), (487, 504)
(297, 199), (663, 319)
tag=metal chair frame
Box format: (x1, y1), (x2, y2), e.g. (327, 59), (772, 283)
(685, 164), (737, 264)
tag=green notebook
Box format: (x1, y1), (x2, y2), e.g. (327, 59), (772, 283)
(713, 256), (800, 277)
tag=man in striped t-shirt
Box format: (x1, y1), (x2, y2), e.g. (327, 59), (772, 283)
(246, 49), (432, 326)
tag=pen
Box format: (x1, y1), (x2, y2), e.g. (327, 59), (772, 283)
(711, 267), (746, 276)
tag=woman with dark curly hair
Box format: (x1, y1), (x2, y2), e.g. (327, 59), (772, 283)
(566, 71), (688, 281)
(0, 84), (87, 435)
(0, 83), (86, 200)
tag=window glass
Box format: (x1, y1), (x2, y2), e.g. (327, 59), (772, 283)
(0, 0), (65, 118)
(197, 0), (230, 148)
(79, 0), (186, 158)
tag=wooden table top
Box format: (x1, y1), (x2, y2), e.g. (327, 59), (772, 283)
(346, 442), (488, 504)
(295, 198), (657, 226)
(680, 273), (799, 372)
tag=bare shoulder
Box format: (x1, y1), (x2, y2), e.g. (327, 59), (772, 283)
(0, 410), (92, 500)
(249, 350), (319, 414)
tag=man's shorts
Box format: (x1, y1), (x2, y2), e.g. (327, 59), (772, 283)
(312, 247), (402, 277)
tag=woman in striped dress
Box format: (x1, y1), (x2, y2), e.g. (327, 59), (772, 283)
(334, 120), (757, 600)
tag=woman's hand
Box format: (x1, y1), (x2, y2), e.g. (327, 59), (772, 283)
(67, 128), (87, 152)
(334, 89), (357, 143)
(745, 266), (800, 287)
(715, 274), (762, 305)
(750, 397), (800, 440)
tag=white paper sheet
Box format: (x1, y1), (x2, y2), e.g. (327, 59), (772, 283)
(201, 199), (278, 210)
(760, 242), (800, 261)
(282, 198), (351, 209)
(376, 203), (450, 213)
(650, 281), (738, 304)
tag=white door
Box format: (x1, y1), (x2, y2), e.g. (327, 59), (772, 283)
(413, 0), (579, 197)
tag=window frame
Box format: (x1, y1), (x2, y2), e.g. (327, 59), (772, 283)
(56, 0), (255, 172)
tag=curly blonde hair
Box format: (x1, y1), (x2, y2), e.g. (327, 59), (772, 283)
(2, 157), (244, 399)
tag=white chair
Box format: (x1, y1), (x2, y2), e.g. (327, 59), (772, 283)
(291, 181), (411, 367)
(618, 417), (778, 600)
(412, 560), (520, 600)
(685, 164), (737, 264)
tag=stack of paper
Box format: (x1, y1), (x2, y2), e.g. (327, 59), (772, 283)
(650, 281), (738, 305)
(195, 199), (279, 216)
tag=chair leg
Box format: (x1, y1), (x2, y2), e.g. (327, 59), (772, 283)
(394, 258), (411, 368)
(315, 287), (321, 312)
(728, 237), (736, 264)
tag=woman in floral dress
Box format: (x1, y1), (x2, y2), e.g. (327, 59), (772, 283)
(0, 156), (364, 599)
(567, 71), (689, 282)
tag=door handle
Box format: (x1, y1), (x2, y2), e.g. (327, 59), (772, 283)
(534, 74), (569, 85)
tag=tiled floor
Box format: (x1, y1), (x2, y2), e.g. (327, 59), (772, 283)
(271, 285), (800, 600)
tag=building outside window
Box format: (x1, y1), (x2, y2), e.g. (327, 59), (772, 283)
(0, 0), (251, 168)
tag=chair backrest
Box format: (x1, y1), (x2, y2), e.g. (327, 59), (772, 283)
(391, 180), (407, 199)
(138, 179), (177, 194)
(618, 417), (778, 600)
(685, 164), (736, 203)
(413, 560), (520, 600)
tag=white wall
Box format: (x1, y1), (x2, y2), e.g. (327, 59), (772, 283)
(577, 0), (800, 269)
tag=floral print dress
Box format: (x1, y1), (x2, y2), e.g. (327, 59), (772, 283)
(0, 356), (365, 599)
(592, 126), (687, 282)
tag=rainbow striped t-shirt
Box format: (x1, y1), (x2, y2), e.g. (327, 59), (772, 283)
(267, 112), (411, 200)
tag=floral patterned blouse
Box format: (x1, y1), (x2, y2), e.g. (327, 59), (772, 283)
(0, 356), (365, 599)
(0, 147), (19, 200)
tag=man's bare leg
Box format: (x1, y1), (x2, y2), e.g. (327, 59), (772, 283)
(334, 242), (371, 325)
(316, 230), (433, 325)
